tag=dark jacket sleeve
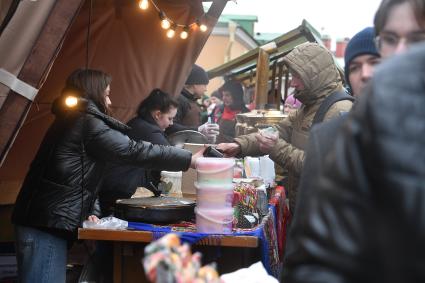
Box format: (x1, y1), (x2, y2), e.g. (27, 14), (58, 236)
(84, 114), (192, 172)
(283, 109), (374, 283)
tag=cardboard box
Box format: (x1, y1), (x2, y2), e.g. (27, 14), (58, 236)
(181, 143), (206, 199)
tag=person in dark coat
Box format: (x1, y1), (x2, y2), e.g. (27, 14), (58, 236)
(165, 64), (219, 141)
(99, 88), (179, 215)
(212, 80), (249, 143)
(283, 41), (425, 283)
(173, 64), (209, 128)
(11, 69), (203, 283)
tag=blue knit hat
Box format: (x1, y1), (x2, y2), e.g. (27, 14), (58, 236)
(344, 27), (380, 89)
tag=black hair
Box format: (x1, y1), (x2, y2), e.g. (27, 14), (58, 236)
(137, 88), (179, 119)
(219, 80), (248, 112)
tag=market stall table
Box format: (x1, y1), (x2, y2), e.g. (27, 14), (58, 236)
(78, 187), (287, 283)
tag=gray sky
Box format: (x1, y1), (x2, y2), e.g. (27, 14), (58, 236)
(221, 0), (382, 40)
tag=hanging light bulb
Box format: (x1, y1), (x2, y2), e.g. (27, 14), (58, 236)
(180, 27), (189, 39)
(199, 23), (208, 32)
(196, 20), (208, 32)
(138, 0), (149, 10)
(161, 19), (171, 29)
(166, 25), (176, 38)
(158, 12), (171, 30)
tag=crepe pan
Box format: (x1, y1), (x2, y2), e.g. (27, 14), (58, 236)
(114, 196), (196, 223)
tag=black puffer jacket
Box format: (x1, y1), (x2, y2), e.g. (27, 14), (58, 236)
(99, 114), (171, 214)
(12, 100), (191, 234)
(283, 43), (425, 282)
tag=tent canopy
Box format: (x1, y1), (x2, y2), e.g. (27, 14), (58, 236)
(0, 0), (227, 204)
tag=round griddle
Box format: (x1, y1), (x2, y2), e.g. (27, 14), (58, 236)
(114, 196), (196, 223)
(167, 130), (208, 146)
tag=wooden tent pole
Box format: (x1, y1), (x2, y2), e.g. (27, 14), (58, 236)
(254, 42), (276, 109)
(0, 0), (84, 167)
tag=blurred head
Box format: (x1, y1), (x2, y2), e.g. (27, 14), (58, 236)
(284, 94), (302, 114)
(137, 88), (179, 131)
(63, 69), (112, 114)
(344, 27), (381, 96)
(210, 90), (222, 105)
(374, 0), (425, 58)
(219, 80), (246, 111)
(185, 64), (209, 99)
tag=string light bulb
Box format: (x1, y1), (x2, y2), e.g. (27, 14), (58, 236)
(199, 23), (208, 32)
(161, 19), (171, 29)
(180, 27), (189, 39)
(138, 0), (149, 10)
(166, 25), (176, 38)
(196, 20), (208, 32)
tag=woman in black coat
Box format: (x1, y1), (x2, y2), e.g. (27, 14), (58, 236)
(11, 69), (202, 283)
(99, 88), (180, 214)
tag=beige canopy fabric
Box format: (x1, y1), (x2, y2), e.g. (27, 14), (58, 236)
(0, 0), (226, 204)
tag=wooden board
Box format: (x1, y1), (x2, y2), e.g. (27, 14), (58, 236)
(78, 228), (258, 248)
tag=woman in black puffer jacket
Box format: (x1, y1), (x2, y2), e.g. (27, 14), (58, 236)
(99, 88), (180, 215)
(11, 69), (202, 283)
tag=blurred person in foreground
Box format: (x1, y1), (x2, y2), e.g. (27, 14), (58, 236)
(374, 0), (425, 59)
(283, 40), (425, 283)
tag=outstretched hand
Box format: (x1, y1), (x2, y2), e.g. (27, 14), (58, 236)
(190, 145), (207, 169)
(216, 142), (241, 157)
(255, 132), (278, 154)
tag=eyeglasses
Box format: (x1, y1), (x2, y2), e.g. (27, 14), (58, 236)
(375, 31), (425, 51)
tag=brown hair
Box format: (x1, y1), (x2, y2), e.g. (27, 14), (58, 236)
(63, 69), (112, 114)
(374, 0), (425, 35)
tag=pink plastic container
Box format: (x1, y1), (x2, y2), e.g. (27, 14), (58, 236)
(195, 207), (234, 234)
(196, 157), (235, 185)
(195, 182), (234, 209)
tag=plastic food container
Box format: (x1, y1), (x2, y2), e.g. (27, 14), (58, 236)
(195, 182), (234, 209)
(195, 207), (234, 234)
(196, 157), (235, 185)
(160, 171), (182, 197)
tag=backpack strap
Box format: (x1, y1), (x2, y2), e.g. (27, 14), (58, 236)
(312, 90), (355, 125)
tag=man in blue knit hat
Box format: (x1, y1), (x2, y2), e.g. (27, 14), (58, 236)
(344, 27), (381, 97)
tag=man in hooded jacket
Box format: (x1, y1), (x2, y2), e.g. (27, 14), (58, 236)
(217, 42), (353, 213)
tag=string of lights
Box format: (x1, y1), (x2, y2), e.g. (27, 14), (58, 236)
(138, 0), (208, 39)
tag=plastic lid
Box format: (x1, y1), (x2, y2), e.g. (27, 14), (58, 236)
(196, 157), (235, 170)
(194, 182), (234, 190)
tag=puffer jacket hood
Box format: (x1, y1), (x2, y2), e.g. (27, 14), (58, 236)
(283, 42), (342, 105)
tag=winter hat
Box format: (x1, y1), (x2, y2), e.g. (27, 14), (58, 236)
(284, 94), (302, 108)
(344, 27), (380, 88)
(185, 64), (209, 85)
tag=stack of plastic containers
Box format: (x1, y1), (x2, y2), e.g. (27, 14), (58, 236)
(195, 157), (235, 234)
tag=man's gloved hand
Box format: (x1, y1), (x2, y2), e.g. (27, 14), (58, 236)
(198, 122), (220, 137)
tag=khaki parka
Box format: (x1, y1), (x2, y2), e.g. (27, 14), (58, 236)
(235, 43), (353, 213)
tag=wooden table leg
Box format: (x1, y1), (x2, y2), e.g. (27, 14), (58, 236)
(113, 242), (122, 283)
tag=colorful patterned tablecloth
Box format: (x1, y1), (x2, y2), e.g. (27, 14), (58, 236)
(128, 186), (288, 278)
